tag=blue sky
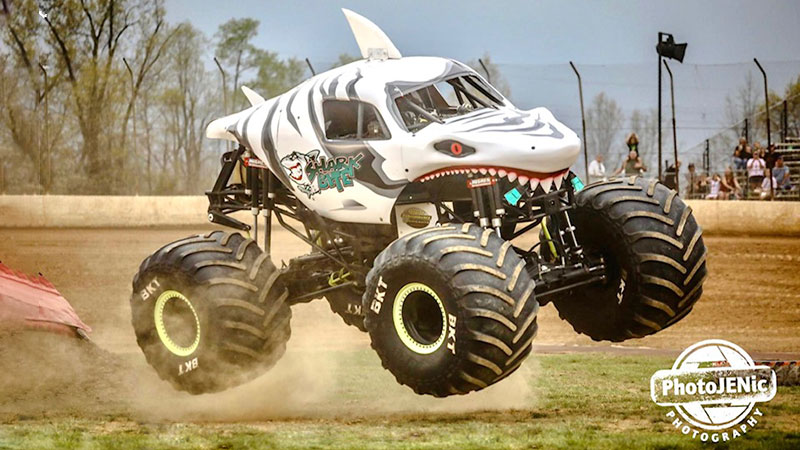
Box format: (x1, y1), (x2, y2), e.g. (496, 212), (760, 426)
(165, 0), (800, 167)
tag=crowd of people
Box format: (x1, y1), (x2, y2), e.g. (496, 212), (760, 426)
(586, 134), (794, 200)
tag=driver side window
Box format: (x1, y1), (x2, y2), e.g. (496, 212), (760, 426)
(323, 100), (390, 141)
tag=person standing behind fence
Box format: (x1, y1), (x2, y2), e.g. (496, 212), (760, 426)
(733, 137), (748, 170)
(588, 154), (606, 184)
(613, 149), (647, 177)
(612, 133), (646, 177)
(746, 149), (766, 193)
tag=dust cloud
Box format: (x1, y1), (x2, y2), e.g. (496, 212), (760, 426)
(0, 300), (537, 422)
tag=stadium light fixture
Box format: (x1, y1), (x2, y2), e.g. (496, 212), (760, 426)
(656, 32), (687, 181)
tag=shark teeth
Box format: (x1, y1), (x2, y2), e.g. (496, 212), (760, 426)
(417, 167), (571, 193)
(553, 173), (564, 190)
(540, 177), (553, 193)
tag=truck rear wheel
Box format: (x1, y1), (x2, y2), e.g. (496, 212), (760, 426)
(553, 177), (707, 342)
(130, 231), (291, 394)
(364, 224), (538, 397)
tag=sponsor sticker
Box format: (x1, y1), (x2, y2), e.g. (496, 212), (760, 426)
(467, 177), (496, 189)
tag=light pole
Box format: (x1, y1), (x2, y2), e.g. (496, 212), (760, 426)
(663, 60), (680, 194)
(656, 32), (687, 181)
(569, 61), (589, 181)
(754, 58), (773, 199)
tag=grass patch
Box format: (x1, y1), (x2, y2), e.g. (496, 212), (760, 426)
(1, 353), (798, 449)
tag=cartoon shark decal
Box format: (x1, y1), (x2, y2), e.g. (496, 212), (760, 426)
(281, 150), (322, 199)
(280, 150), (366, 200)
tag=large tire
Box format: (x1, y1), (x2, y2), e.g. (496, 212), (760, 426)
(363, 223), (538, 397)
(553, 176), (707, 342)
(130, 231), (291, 394)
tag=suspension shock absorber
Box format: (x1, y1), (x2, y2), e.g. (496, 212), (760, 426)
(560, 210), (583, 258)
(490, 181), (505, 236)
(467, 173), (491, 228)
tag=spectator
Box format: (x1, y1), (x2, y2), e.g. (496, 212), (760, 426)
(686, 163), (697, 197)
(773, 156), (792, 191)
(695, 173), (710, 196)
(706, 174), (721, 199)
(719, 167), (742, 200)
(664, 160), (681, 190)
(752, 141), (763, 159)
(613, 149), (647, 177)
(764, 143), (778, 170)
(760, 174), (777, 199)
(733, 137), (748, 170)
(588, 154), (606, 184)
(742, 145), (753, 165)
(626, 133), (639, 153)
(746, 150), (766, 193)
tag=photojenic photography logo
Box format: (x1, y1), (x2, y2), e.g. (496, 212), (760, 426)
(650, 339), (776, 443)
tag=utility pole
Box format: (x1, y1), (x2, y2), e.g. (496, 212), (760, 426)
(569, 61), (589, 181)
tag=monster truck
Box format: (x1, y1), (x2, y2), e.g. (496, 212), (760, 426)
(130, 10), (707, 396)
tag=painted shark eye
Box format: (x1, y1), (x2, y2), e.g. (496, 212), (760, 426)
(433, 140), (475, 158)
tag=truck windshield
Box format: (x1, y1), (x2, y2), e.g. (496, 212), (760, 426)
(394, 75), (503, 132)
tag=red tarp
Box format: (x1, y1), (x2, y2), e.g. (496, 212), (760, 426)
(0, 262), (90, 336)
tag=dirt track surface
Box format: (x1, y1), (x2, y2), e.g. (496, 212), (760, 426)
(0, 227), (798, 421)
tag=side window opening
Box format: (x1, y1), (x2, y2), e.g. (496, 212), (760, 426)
(323, 100), (390, 141)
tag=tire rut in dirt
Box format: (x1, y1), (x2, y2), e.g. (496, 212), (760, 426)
(363, 223), (538, 397)
(553, 176), (708, 342)
(130, 230), (291, 394)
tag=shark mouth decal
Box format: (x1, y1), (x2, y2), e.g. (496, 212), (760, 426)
(416, 166), (570, 192)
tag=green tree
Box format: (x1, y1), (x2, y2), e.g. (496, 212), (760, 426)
(248, 49), (306, 99)
(214, 18), (260, 110)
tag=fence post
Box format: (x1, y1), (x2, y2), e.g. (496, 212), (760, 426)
(783, 100), (789, 142)
(743, 118), (749, 142)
